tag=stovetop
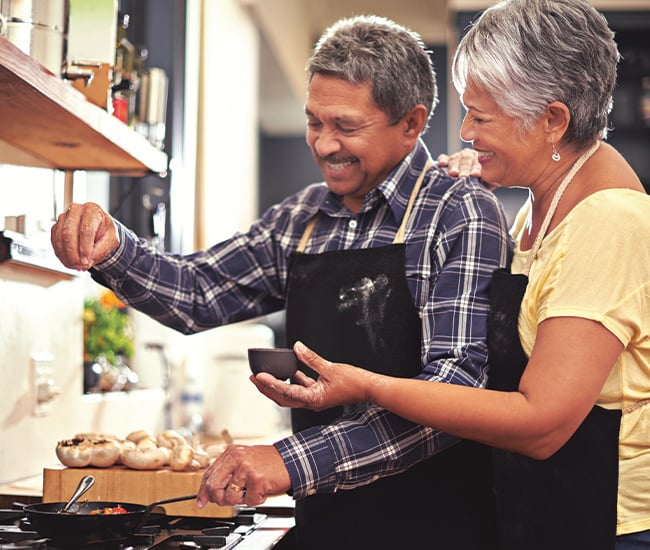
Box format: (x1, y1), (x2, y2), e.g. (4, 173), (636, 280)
(0, 508), (287, 550)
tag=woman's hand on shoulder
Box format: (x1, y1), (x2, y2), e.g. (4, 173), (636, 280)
(437, 148), (482, 178)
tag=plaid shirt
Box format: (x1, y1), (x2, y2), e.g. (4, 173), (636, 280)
(93, 139), (511, 498)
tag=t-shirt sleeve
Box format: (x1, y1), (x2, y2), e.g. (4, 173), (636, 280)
(534, 191), (650, 347)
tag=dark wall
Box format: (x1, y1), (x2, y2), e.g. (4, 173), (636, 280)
(109, 0), (186, 252)
(605, 11), (650, 193)
(258, 45), (449, 214)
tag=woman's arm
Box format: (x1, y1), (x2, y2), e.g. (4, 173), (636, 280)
(252, 315), (622, 459)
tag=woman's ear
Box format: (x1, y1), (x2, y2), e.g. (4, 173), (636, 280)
(545, 101), (571, 144)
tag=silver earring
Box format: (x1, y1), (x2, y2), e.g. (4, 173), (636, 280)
(551, 143), (561, 162)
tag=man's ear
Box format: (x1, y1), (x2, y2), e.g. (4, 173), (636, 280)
(402, 104), (429, 138)
(545, 101), (571, 144)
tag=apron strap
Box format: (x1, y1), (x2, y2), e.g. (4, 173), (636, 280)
(522, 141), (600, 276)
(297, 158), (434, 252)
(297, 214), (320, 253)
(394, 159), (433, 244)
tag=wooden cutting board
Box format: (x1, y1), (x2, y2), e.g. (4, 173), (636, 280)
(42, 465), (237, 518)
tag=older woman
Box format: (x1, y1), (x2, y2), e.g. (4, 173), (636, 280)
(252, 1), (650, 549)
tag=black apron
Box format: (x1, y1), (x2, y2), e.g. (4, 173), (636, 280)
(486, 142), (621, 550)
(284, 163), (497, 550)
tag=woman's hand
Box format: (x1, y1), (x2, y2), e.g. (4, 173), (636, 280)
(437, 148), (481, 178)
(250, 341), (374, 411)
(437, 148), (500, 190)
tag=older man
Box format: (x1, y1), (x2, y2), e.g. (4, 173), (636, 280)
(52, 15), (510, 550)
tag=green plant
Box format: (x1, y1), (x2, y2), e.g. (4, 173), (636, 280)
(83, 291), (134, 365)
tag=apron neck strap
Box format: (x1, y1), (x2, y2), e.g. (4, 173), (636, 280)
(296, 159), (434, 253)
(522, 140), (600, 276)
(297, 214), (320, 253)
(394, 159), (433, 244)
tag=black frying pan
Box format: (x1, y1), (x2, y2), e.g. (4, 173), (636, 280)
(23, 494), (197, 545)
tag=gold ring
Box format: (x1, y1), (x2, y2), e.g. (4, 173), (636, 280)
(229, 483), (244, 493)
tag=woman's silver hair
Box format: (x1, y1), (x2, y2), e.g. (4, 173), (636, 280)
(452, 0), (619, 147)
(307, 15), (438, 132)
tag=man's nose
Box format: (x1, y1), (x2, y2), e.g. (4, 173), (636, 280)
(314, 129), (342, 157)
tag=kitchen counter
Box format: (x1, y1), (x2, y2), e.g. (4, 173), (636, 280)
(0, 473), (42, 507)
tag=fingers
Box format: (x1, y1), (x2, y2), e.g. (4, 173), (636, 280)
(293, 341), (328, 374)
(250, 373), (309, 408)
(50, 203), (118, 271)
(437, 148), (481, 178)
(197, 445), (289, 508)
(436, 153), (451, 166)
(293, 370), (315, 386)
(197, 445), (244, 507)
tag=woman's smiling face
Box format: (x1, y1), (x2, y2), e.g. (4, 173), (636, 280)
(459, 82), (548, 190)
(305, 73), (419, 212)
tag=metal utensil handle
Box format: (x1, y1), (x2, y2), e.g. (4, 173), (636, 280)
(61, 475), (96, 512)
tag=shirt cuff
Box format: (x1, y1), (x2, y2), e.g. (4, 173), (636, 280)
(274, 427), (339, 500)
(93, 219), (137, 275)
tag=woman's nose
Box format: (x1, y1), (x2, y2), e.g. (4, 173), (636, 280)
(459, 115), (474, 144)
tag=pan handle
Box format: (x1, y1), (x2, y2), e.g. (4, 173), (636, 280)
(146, 494), (198, 511)
(136, 493), (199, 532)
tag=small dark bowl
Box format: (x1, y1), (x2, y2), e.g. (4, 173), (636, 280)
(248, 348), (299, 379)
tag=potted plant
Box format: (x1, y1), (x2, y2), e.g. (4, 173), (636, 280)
(83, 290), (136, 392)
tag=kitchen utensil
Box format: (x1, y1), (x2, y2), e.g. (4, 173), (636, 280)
(23, 493), (197, 545)
(60, 473), (95, 513)
(248, 347), (299, 379)
(136, 67), (169, 149)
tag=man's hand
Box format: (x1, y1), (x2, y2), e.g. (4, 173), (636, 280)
(51, 202), (119, 271)
(197, 444), (291, 508)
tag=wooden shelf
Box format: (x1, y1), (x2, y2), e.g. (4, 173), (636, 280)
(0, 36), (167, 175)
(0, 230), (77, 280)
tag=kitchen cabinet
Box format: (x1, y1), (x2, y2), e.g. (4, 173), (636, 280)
(0, 36), (167, 175)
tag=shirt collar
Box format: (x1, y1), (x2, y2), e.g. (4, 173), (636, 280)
(378, 139), (432, 222)
(320, 139), (433, 220)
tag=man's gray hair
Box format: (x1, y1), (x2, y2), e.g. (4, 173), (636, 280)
(307, 15), (438, 132)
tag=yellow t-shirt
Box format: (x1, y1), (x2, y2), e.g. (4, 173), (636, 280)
(511, 188), (650, 536)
